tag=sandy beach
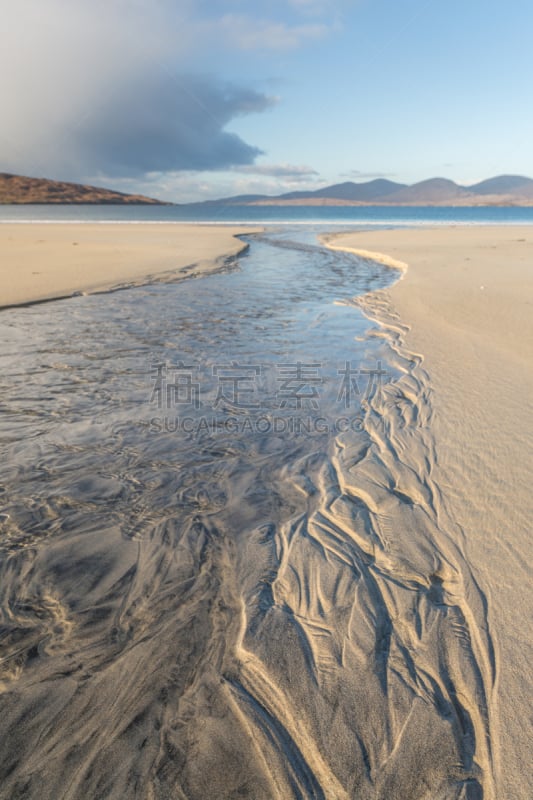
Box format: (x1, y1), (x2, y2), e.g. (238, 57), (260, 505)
(0, 222), (531, 799)
(324, 226), (533, 799)
(0, 223), (261, 307)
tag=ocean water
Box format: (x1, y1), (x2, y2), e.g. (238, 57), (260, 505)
(1, 202), (533, 225)
(0, 224), (498, 797)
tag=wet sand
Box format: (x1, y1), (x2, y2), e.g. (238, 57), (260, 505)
(0, 223), (261, 307)
(324, 226), (533, 799)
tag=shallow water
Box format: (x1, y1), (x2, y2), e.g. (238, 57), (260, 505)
(0, 229), (394, 553)
(0, 229), (494, 799)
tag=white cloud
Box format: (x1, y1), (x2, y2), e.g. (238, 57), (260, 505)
(0, 0), (348, 186)
(232, 163), (319, 178)
(218, 14), (329, 50)
(287, 0), (332, 13)
(0, 0), (275, 180)
(339, 170), (398, 180)
(287, 0), (355, 18)
(111, 165), (325, 203)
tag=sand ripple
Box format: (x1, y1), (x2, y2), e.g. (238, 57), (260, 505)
(0, 231), (496, 798)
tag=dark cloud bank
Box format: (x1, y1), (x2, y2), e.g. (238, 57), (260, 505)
(1, 1), (275, 181)
(76, 75), (274, 177)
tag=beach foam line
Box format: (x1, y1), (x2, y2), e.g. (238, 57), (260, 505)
(320, 235), (409, 275)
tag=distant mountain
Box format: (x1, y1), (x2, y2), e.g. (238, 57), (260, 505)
(468, 175), (533, 198)
(278, 179), (407, 202)
(199, 193), (269, 206)
(4, 170), (533, 207)
(193, 174), (533, 207)
(196, 179), (408, 207)
(0, 173), (167, 205)
(512, 182), (533, 200)
(379, 178), (471, 204)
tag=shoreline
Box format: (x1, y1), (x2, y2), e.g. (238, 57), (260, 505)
(323, 225), (533, 798)
(321, 225), (533, 363)
(0, 223), (262, 309)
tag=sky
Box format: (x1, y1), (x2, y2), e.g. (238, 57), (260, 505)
(2, 0), (533, 202)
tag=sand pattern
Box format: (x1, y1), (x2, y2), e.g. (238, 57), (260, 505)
(0, 231), (500, 798)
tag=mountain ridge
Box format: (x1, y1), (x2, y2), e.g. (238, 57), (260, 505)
(197, 174), (533, 207)
(2, 171), (533, 207)
(0, 173), (168, 205)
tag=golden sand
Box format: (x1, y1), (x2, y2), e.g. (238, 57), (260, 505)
(324, 226), (533, 799)
(0, 223), (261, 307)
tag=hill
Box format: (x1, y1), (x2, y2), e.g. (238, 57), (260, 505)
(378, 178), (471, 204)
(278, 179), (408, 202)
(196, 175), (533, 207)
(468, 175), (533, 195)
(0, 173), (166, 205)
(4, 171), (533, 207)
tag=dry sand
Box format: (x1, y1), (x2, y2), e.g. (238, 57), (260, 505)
(0, 223), (261, 307)
(324, 226), (533, 799)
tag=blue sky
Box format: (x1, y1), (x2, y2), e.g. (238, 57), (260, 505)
(2, 0), (533, 201)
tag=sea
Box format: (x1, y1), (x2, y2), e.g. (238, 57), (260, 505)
(1, 202), (533, 225)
